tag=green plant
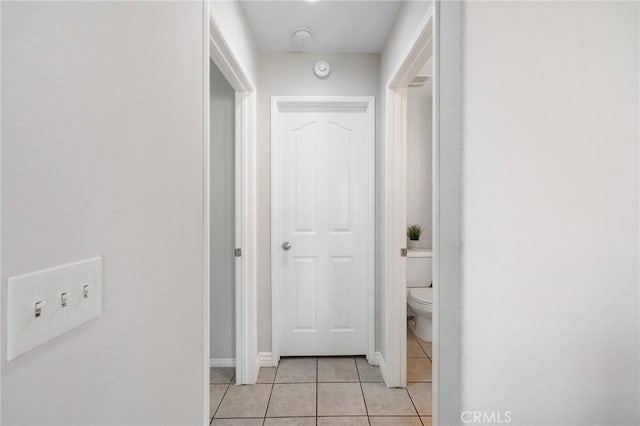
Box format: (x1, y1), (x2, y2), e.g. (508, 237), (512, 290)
(407, 224), (423, 241)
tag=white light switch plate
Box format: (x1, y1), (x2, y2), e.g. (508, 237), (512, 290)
(7, 257), (102, 361)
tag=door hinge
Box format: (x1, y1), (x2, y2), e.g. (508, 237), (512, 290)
(234, 248), (242, 257)
(401, 248), (407, 257)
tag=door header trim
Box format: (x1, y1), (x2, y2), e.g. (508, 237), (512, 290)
(273, 96), (374, 112)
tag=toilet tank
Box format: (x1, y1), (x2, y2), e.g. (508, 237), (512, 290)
(407, 249), (432, 288)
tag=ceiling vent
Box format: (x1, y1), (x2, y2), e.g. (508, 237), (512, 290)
(292, 28), (313, 49)
(409, 74), (431, 88)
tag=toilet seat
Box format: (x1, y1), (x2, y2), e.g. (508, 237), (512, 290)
(408, 287), (433, 306)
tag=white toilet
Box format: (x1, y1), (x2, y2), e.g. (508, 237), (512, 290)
(407, 249), (433, 342)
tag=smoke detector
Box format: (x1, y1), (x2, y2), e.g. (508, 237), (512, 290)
(292, 28), (313, 48)
(314, 60), (331, 78)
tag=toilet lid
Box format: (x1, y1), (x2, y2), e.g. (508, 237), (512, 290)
(408, 287), (433, 306)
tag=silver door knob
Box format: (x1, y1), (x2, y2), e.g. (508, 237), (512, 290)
(281, 241), (292, 251)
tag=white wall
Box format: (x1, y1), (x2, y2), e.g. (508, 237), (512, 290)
(406, 95), (433, 249)
(461, 2), (639, 424)
(256, 53), (381, 353)
(209, 1), (259, 88)
(381, 0), (432, 86)
(210, 62), (235, 361)
(2, 3), (206, 424)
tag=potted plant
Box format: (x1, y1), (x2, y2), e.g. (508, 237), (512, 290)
(407, 224), (423, 249)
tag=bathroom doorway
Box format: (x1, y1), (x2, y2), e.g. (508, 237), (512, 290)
(382, 8), (433, 391)
(404, 57), (434, 396)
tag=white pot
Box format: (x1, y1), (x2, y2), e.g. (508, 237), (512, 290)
(407, 239), (420, 249)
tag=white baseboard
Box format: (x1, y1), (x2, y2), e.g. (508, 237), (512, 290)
(373, 351), (386, 382)
(258, 352), (278, 367)
(367, 351), (381, 366)
(210, 358), (235, 368)
(212, 354), (277, 369)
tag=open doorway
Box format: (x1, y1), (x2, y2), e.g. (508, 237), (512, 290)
(382, 6), (433, 392)
(206, 12), (259, 423)
(405, 57), (434, 415)
(209, 60), (236, 376)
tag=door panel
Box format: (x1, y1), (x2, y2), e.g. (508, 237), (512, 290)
(293, 257), (316, 331)
(329, 122), (353, 232)
(293, 122), (317, 233)
(273, 99), (374, 356)
(329, 256), (354, 331)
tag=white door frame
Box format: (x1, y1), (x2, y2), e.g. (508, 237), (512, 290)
(206, 7), (258, 407)
(431, 2), (463, 423)
(383, 4), (434, 389)
(202, 5), (210, 424)
(382, 2), (464, 425)
(270, 96), (376, 364)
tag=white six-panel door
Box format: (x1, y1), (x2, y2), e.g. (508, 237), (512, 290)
(272, 97), (375, 357)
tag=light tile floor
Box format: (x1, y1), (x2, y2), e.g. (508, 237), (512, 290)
(210, 322), (432, 425)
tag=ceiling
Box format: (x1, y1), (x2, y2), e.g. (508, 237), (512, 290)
(240, 1), (401, 53)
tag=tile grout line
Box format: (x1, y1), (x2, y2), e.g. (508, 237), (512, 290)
(408, 319), (433, 361)
(405, 382), (425, 426)
(404, 329), (429, 425)
(211, 380), (232, 421)
(215, 415), (426, 419)
(208, 368), (233, 424)
(408, 323), (429, 360)
(420, 344), (432, 362)
(354, 356), (372, 426)
(263, 359), (281, 424)
(408, 326), (433, 383)
(270, 380), (364, 384)
(419, 343), (432, 362)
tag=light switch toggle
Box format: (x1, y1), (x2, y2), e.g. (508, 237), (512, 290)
(83, 284), (93, 299)
(35, 300), (47, 318)
(60, 292), (72, 308)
